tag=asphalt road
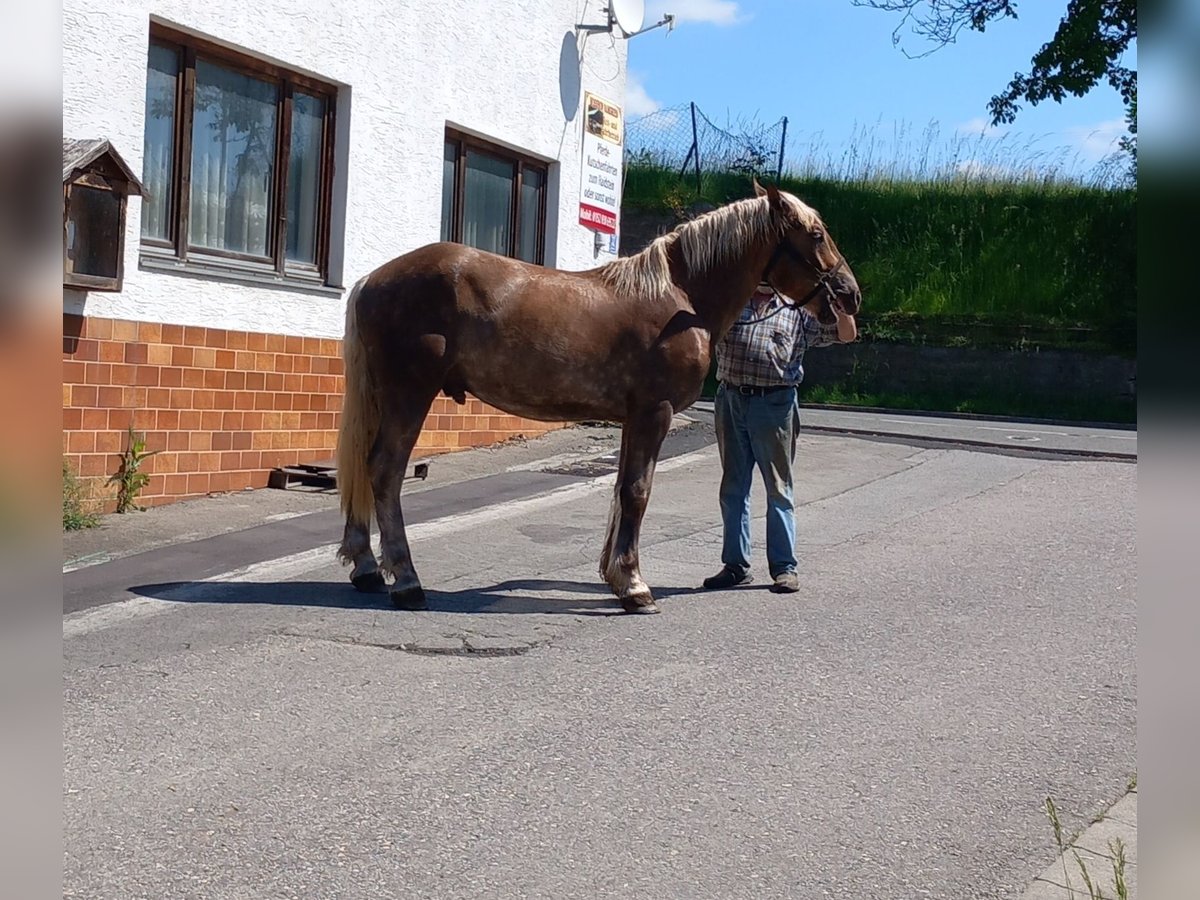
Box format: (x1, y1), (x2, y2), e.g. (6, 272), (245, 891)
(63, 424), (1137, 899)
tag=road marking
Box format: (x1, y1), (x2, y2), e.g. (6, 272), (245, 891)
(62, 444), (719, 639)
(63, 552), (113, 573)
(976, 425), (1069, 437)
(876, 417), (959, 428)
(505, 449), (617, 472)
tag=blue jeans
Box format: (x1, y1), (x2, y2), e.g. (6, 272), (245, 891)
(714, 383), (800, 577)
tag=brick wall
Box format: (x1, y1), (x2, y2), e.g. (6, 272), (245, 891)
(62, 314), (561, 509)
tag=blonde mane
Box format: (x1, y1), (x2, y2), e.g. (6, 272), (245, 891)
(598, 192), (821, 299)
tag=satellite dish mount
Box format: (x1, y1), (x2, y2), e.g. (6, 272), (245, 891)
(578, 1), (675, 39)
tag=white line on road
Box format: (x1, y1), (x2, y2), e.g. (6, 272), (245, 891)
(975, 425), (1069, 437)
(504, 449), (616, 472)
(62, 444), (719, 639)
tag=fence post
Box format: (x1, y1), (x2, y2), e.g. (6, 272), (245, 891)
(777, 116), (788, 181)
(690, 101), (702, 193)
(679, 144), (695, 182)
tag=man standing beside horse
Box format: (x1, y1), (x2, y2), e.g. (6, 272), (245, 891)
(703, 281), (858, 594)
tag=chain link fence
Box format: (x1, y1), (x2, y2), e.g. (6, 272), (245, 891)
(624, 104), (1132, 190)
(624, 103), (788, 191)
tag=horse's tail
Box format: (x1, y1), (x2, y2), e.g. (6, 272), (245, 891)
(337, 277), (377, 529)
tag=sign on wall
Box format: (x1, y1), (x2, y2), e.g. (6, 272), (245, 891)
(578, 92), (623, 237)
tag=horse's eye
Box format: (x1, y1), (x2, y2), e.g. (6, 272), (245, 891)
(811, 230), (826, 244)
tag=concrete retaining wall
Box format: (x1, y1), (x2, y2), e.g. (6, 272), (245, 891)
(803, 341), (1136, 406)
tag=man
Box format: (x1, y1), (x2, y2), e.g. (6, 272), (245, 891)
(703, 282), (858, 593)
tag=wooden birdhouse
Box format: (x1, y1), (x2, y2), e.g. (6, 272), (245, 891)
(63, 139), (145, 292)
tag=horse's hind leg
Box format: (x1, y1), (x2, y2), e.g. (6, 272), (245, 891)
(601, 400), (673, 614)
(372, 390), (438, 610)
(340, 518), (383, 593)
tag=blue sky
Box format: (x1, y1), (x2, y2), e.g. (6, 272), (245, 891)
(623, 0), (1135, 175)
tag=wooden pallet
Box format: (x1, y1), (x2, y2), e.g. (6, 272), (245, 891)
(267, 458), (431, 491)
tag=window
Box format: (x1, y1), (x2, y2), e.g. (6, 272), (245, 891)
(140, 24), (336, 283)
(441, 131), (547, 264)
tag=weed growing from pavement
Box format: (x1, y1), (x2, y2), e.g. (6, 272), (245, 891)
(1044, 796), (1129, 900)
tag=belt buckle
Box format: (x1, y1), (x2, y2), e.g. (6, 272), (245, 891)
(738, 384), (756, 396)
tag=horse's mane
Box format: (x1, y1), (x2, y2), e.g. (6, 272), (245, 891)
(598, 192), (821, 299)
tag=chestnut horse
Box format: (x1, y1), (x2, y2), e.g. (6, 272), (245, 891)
(336, 181), (861, 613)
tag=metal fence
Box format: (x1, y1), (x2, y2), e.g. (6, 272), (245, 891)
(623, 102), (788, 190)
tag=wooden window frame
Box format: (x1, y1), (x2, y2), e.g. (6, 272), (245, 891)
(141, 23), (337, 285)
(443, 129), (548, 265)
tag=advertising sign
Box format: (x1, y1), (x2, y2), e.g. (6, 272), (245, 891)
(579, 92), (622, 236)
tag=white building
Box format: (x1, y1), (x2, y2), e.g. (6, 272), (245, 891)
(62, 0), (628, 505)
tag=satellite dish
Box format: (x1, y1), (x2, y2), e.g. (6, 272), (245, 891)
(610, 0), (645, 36)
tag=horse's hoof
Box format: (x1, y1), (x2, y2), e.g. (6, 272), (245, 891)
(351, 570), (386, 594)
(620, 594), (660, 615)
(390, 584), (428, 611)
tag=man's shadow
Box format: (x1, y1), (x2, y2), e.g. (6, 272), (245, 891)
(129, 577), (715, 616)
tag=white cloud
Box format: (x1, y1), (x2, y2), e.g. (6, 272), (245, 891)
(955, 117), (1006, 138)
(954, 159), (1015, 180)
(957, 115), (1129, 164)
(1061, 118), (1128, 162)
(624, 72), (661, 117)
(640, 108), (683, 132)
(646, 0), (743, 27)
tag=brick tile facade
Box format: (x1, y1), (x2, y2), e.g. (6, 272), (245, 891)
(63, 314), (562, 509)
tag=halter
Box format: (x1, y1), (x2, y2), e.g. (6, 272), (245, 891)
(760, 233), (848, 309)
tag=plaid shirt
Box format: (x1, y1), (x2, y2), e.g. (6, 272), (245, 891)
(715, 294), (843, 387)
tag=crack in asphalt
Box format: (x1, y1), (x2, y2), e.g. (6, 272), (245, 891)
(290, 632), (546, 658)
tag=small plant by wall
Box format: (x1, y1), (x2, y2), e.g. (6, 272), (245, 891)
(63, 459), (100, 530)
(108, 426), (160, 514)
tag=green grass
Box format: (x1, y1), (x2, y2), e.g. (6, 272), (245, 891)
(63, 459), (101, 531)
(623, 165), (1136, 347)
(1044, 796), (1130, 900)
(632, 153), (1135, 420)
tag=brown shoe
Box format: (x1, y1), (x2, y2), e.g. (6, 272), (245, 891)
(770, 572), (799, 593)
(702, 566), (752, 590)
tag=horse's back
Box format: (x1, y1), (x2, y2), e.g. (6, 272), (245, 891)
(350, 241), (697, 420)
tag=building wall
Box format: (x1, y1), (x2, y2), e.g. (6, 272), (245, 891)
(63, 313), (561, 509)
(62, 0), (623, 503)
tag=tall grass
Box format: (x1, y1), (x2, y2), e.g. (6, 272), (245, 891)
(783, 120), (1131, 188)
(623, 122), (1135, 342)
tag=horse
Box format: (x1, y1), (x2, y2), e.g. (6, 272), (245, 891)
(336, 180), (861, 614)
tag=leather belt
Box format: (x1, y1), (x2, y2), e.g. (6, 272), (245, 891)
(724, 382), (795, 396)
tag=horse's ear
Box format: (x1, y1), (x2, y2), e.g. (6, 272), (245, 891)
(752, 177), (767, 198)
(764, 181), (782, 210)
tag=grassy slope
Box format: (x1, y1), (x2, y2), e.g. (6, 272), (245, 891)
(623, 167), (1136, 353)
(626, 166), (1136, 422)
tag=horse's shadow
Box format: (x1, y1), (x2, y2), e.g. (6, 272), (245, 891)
(129, 577), (711, 616)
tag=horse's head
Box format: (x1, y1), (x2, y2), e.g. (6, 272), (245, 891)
(754, 179), (861, 324)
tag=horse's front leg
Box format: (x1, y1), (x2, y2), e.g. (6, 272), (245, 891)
(601, 400), (674, 614)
